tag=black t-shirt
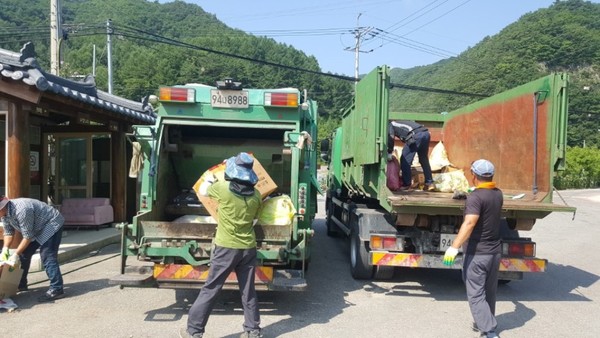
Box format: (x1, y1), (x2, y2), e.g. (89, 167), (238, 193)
(463, 187), (503, 255)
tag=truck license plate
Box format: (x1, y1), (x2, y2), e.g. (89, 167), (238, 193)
(439, 234), (456, 251)
(210, 89), (249, 108)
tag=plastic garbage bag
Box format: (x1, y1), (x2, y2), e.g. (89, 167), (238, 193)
(386, 155), (401, 191)
(429, 141), (452, 171)
(433, 169), (469, 193)
(257, 195), (296, 226)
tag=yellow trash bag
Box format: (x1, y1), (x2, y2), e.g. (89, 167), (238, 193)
(433, 168), (469, 193)
(257, 195), (296, 226)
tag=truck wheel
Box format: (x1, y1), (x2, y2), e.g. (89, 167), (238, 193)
(500, 218), (519, 239)
(325, 198), (337, 237)
(374, 266), (394, 280)
(350, 228), (374, 279)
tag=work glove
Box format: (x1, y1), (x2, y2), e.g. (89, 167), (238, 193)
(443, 247), (459, 266)
(198, 173), (216, 196)
(6, 253), (19, 267)
(0, 247), (9, 262)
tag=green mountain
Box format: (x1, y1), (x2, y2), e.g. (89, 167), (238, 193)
(389, 0), (600, 147)
(0, 0), (353, 119)
(1, 0), (599, 147)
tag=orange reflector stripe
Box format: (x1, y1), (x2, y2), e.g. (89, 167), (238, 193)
(372, 252), (546, 272)
(372, 252), (423, 267)
(154, 264), (274, 283)
(499, 258), (546, 272)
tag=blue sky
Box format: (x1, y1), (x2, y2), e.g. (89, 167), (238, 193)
(179, 1), (596, 76)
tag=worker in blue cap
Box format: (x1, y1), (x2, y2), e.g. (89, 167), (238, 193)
(443, 159), (503, 338)
(183, 152), (263, 338)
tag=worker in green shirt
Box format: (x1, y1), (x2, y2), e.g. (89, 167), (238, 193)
(182, 152), (263, 338)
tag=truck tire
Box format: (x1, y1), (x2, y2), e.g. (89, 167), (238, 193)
(325, 198), (337, 237)
(374, 266), (395, 280)
(350, 227), (374, 280)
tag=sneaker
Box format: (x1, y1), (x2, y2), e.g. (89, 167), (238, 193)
(398, 185), (412, 191)
(423, 183), (435, 192)
(179, 328), (203, 338)
(17, 285), (28, 292)
(480, 331), (500, 338)
(240, 329), (263, 338)
(37, 289), (65, 302)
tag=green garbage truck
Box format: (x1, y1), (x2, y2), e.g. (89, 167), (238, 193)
(321, 66), (575, 281)
(110, 78), (319, 291)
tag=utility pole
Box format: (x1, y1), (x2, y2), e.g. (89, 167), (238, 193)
(107, 19), (113, 94)
(345, 13), (375, 87)
(50, 0), (62, 76)
(92, 44), (96, 77)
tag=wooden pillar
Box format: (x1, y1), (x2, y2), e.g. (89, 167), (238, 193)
(111, 129), (126, 222)
(6, 101), (29, 198)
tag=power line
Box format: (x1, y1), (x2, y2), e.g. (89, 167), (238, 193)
(400, 0), (474, 38)
(0, 22), (488, 98)
(113, 23), (487, 97)
(371, 28), (456, 58)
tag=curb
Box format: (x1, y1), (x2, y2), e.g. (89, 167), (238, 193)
(29, 233), (120, 273)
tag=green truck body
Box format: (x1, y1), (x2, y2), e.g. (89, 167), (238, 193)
(110, 81), (318, 291)
(323, 66), (575, 280)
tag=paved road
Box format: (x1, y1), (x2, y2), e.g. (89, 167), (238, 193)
(2, 189), (598, 338)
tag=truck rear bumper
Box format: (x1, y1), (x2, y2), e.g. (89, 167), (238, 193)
(371, 251), (547, 272)
(109, 264), (306, 291)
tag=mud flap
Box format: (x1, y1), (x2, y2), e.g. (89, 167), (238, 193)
(109, 265), (155, 287)
(270, 270), (307, 291)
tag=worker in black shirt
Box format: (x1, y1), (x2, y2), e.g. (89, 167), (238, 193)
(387, 120), (435, 191)
(443, 159), (502, 338)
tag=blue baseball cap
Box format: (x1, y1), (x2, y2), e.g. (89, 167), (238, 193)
(471, 159), (495, 177)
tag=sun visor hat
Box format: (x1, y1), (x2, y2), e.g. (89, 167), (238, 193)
(0, 196), (9, 210)
(224, 152), (259, 185)
(471, 159), (495, 177)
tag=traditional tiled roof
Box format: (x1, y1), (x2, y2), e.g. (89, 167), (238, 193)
(0, 42), (156, 124)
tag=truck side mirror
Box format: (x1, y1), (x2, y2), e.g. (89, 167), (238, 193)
(320, 139), (330, 162)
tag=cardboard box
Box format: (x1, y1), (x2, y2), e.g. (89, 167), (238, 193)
(192, 155), (277, 221)
(411, 167), (425, 188)
(0, 263), (23, 299)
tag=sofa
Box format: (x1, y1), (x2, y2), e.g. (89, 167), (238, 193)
(60, 198), (114, 230)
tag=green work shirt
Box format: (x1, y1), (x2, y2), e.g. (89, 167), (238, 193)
(208, 181), (262, 249)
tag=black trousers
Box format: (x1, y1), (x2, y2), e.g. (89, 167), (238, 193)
(187, 245), (260, 335)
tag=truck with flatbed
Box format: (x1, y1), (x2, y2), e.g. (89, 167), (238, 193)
(321, 66), (575, 281)
(110, 78), (319, 291)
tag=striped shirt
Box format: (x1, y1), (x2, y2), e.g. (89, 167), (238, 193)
(1, 198), (64, 245)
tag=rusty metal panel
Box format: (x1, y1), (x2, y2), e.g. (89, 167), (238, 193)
(440, 73), (568, 202)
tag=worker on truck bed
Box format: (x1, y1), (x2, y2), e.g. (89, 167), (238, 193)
(387, 120), (435, 191)
(0, 196), (66, 302)
(443, 159), (502, 338)
(182, 152), (263, 338)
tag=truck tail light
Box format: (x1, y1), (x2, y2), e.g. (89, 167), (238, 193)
(371, 235), (402, 250)
(264, 92), (298, 107)
(159, 87), (195, 102)
(502, 241), (535, 257)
